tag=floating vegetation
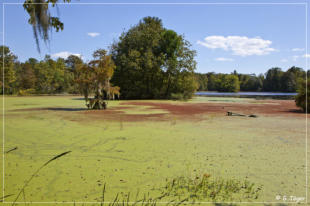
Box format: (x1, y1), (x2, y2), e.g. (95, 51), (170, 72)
(12, 151), (72, 205)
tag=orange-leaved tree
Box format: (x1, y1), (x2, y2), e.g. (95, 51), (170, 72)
(75, 49), (120, 109)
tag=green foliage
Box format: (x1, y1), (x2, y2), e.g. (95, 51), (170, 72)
(207, 73), (218, 91)
(75, 49), (120, 109)
(17, 88), (36, 96)
(170, 93), (187, 101)
(261, 67), (306, 92)
(239, 74), (263, 92)
(1, 43), (307, 97)
(295, 80), (310, 113)
(111, 17), (197, 99)
(200, 67), (306, 93)
(281, 66), (305, 92)
(161, 174), (262, 202)
(263, 67), (283, 91)
(195, 73), (208, 91)
(205, 72), (241, 92)
(0, 45), (81, 95)
(0, 46), (17, 94)
(20, 63), (36, 90)
(32, 56), (70, 93)
(217, 74), (240, 92)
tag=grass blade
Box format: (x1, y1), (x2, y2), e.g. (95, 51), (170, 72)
(12, 151), (72, 206)
(5, 147), (18, 154)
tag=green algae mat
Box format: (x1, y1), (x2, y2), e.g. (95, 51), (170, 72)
(0, 96), (308, 205)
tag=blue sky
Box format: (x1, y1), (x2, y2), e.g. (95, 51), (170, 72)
(1, 0), (309, 74)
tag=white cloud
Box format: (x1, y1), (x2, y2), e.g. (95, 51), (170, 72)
(87, 32), (100, 37)
(292, 55), (299, 61)
(197, 35), (276, 56)
(281, 58), (288, 62)
(292, 48), (304, 52)
(303, 54), (310, 58)
(52, 51), (81, 59)
(215, 57), (234, 62)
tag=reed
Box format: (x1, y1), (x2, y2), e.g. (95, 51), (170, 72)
(11, 151), (72, 206)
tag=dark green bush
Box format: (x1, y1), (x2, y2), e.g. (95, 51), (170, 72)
(295, 80), (310, 113)
(170, 92), (192, 101)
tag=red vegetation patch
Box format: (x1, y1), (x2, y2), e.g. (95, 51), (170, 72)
(82, 109), (167, 122)
(11, 99), (307, 122)
(120, 100), (306, 120)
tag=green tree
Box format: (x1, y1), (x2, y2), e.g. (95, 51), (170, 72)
(195, 73), (208, 91)
(111, 17), (197, 99)
(295, 80), (310, 113)
(65, 55), (83, 73)
(206, 73), (218, 91)
(89, 49), (116, 100)
(33, 58), (53, 93)
(240, 75), (262, 91)
(75, 63), (93, 102)
(263, 67), (284, 91)
(281, 72), (296, 92)
(19, 63), (36, 90)
(75, 49), (119, 109)
(64, 55), (83, 93)
(0, 46), (17, 94)
(32, 55), (66, 94)
(218, 74), (240, 92)
(281, 66), (305, 92)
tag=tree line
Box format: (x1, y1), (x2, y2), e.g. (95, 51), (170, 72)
(1, 43), (308, 97)
(195, 67), (308, 93)
(0, 16), (308, 101)
(0, 17), (198, 100)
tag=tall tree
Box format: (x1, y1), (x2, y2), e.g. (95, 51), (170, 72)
(89, 49), (116, 100)
(217, 74), (240, 92)
(0, 46), (17, 94)
(240, 75), (262, 91)
(206, 73), (218, 91)
(111, 16), (197, 99)
(263, 67), (283, 91)
(75, 49), (119, 109)
(65, 55), (83, 73)
(295, 80), (310, 113)
(281, 66), (305, 92)
(195, 73), (208, 91)
(75, 63), (93, 102)
(19, 63), (36, 90)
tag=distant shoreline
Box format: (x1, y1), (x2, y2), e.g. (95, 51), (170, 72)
(195, 91), (297, 99)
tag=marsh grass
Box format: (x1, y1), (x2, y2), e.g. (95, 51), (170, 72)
(6, 147), (261, 206)
(5, 146), (18, 154)
(90, 173), (261, 206)
(7, 150), (261, 206)
(0, 194), (14, 202)
(159, 174), (262, 202)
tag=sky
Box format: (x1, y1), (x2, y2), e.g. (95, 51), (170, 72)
(0, 0), (309, 74)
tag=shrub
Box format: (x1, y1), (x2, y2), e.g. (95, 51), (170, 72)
(18, 88), (35, 96)
(295, 80), (310, 113)
(170, 92), (193, 101)
(170, 93), (185, 100)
